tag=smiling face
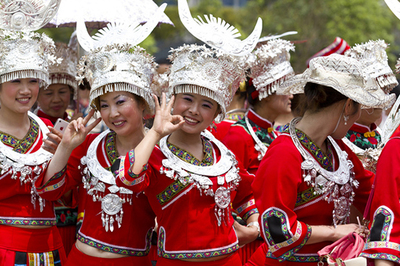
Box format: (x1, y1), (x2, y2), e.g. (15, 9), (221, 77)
(37, 84), (72, 118)
(172, 93), (220, 135)
(0, 78), (40, 115)
(99, 91), (145, 137)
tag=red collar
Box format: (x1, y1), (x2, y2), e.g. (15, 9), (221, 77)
(349, 122), (377, 134)
(247, 109), (274, 129)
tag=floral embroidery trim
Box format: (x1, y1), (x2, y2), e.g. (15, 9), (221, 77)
(55, 207), (78, 227)
(0, 217), (56, 226)
(363, 241), (400, 251)
(372, 206), (393, 241)
(36, 166), (66, 191)
(236, 199), (256, 214)
(226, 112), (245, 121)
(105, 131), (118, 169)
(77, 229), (153, 256)
(167, 138), (213, 166)
(360, 252), (400, 264)
(262, 208), (292, 246)
(0, 118), (39, 154)
(123, 166), (147, 186)
(39, 177), (66, 193)
(268, 221), (303, 253)
(242, 208), (258, 222)
(345, 129), (381, 149)
(295, 187), (320, 207)
(157, 226), (239, 259)
(156, 177), (190, 206)
(288, 128), (334, 171)
(276, 224), (311, 262)
(266, 250), (319, 263)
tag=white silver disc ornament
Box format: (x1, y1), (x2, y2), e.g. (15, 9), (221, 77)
(81, 130), (133, 232)
(289, 118), (358, 226)
(160, 130), (240, 226)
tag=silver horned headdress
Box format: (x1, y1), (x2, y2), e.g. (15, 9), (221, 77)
(345, 40), (398, 94)
(76, 4), (168, 112)
(168, 0), (262, 122)
(49, 42), (78, 91)
(0, 0), (61, 87)
(248, 39), (295, 100)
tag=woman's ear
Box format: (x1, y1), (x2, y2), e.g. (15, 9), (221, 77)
(344, 99), (359, 117)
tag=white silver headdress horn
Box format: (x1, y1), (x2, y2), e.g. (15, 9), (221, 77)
(178, 0), (262, 56)
(77, 4), (168, 113)
(168, 0), (262, 122)
(77, 3), (167, 52)
(0, 0), (61, 31)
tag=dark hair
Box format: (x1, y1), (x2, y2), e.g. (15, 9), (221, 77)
(246, 79), (259, 107)
(297, 82), (359, 115)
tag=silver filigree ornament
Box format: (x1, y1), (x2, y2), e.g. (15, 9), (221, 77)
(159, 130), (240, 226)
(345, 40), (398, 95)
(80, 130), (134, 232)
(49, 42), (78, 93)
(289, 118), (359, 227)
(248, 39), (295, 101)
(76, 4), (168, 114)
(0, 112), (52, 212)
(167, 0), (262, 123)
(0, 0), (61, 31)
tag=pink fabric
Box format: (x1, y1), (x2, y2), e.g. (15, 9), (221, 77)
(317, 233), (365, 263)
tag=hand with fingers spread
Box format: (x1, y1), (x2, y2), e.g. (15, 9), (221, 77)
(59, 109), (101, 152)
(42, 109), (102, 184)
(128, 93), (184, 175)
(149, 93), (185, 139)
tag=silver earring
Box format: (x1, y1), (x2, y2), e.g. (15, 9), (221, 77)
(343, 115), (349, 125)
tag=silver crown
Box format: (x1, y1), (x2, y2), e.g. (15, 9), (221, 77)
(77, 4), (168, 112)
(0, 0), (61, 31)
(345, 40), (398, 93)
(168, 0), (262, 122)
(248, 39), (295, 100)
(0, 0), (61, 88)
(49, 42), (77, 91)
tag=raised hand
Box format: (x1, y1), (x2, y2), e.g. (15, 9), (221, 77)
(150, 93), (184, 139)
(60, 109), (101, 152)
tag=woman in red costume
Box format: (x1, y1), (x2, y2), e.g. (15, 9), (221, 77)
(0, 0), (69, 265)
(35, 6), (168, 266)
(252, 54), (394, 265)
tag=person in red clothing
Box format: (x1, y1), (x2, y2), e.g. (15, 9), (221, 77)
(359, 133), (400, 266)
(0, 1), (68, 265)
(251, 54), (395, 265)
(35, 41), (81, 257)
(35, 7), (167, 266)
(100, 1), (262, 265)
(223, 38), (295, 265)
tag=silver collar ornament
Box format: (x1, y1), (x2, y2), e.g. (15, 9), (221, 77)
(159, 130), (240, 226)
(289, 118), (359, 227)
(80, 130), (133, 232)
(0, 111), (52, 212)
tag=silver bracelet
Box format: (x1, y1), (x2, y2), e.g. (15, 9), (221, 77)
(247, 221), (260, 237)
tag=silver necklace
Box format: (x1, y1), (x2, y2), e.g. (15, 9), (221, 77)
(159, 130), (240, 226)
(80, 129), (133, 232)
(0, 111), (52, 211)
(289, 118), (358, 226)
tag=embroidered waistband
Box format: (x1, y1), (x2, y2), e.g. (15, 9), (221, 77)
(157, 226), (239, 259)
(76, 230), (152, 256)
(0, 217), (56, 226)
